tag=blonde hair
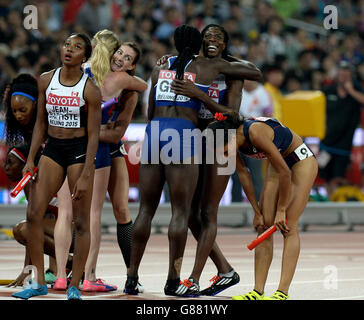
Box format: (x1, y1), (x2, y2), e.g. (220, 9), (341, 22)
(90, 29), (120, 86)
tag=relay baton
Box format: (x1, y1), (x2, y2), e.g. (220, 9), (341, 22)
(101, 97), (118, 110)
(247, 220), (287, 251)
(10, 167), (38, 198)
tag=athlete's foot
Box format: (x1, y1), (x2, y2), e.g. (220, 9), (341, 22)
(82, 279), (117, 292)
(52, 277), (68, 290)
(200, 271), (240, 296)
(67, 286), (82, 300)
(232, 289), (264, 300)
(164, 278), (200, 297)
(44, 269), (57, 285)
(137, 281), (144, 293)
(12, 283), (48, 299)
(123, 275), (139, 295)
(263, 290), (289, 300)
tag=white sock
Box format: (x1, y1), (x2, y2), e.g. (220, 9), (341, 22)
(218, 269), (234, 277)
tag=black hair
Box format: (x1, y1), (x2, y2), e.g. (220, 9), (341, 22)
(3, 74), (38, 146)
(207, 112), (244, 147)
(69, 33), (92, 61)
(170, 24), (202, 80)
(201, 24), (230, 60)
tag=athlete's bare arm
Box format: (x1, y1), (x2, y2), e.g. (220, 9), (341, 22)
(24, 71), (52, 175)
(147, 65), (162, 121)
(99, 90), (138, 144)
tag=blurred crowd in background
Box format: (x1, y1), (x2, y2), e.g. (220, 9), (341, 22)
(1, 0), (364, 202)
(0, 0), (364, 119)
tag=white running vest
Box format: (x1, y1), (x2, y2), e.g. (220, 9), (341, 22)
(45, 68), (88, 128)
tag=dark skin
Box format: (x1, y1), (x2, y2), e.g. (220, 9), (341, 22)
(4, 152), (73, 287)
(128, 31), (263, 285)
(167, 26), (263, 284)
(147, 52), (262, 123)
(22, 35), (101, 288)
(10, 95), (36, 127)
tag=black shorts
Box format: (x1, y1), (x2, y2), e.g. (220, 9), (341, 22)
(42, 136), (88, 170)
(109, 141), (125, 159)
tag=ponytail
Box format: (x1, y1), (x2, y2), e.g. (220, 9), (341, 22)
(90, 29), (120, 86)
(170, 46), (194, 80)
(208, 111), (244, 147)
(170, 25), (202, 103)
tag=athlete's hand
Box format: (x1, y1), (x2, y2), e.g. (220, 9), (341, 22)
(274, 209), (289, 233)
(156, 54), (172, 66)
(72, 176), (89, 201)
(7, 271), (27, 287)
(22, 160), (37, 180)
(171, 79), (201, 99)
(253, 212), (266, 232)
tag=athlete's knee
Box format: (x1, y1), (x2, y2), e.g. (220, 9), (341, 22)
(261, 215), (275, 229)
(170, 213), (188, 232)
(281, 223), (299, 238)
(200, 205), (218, 227)
(73, 216), (89, 237)
(26, 209), (43, 226)
(13, 221), (27, 245)
(113, 204), (130, 224)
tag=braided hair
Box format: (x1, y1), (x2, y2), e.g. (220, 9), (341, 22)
(170, 24), (202, 80)
(3, 74), (38, 146)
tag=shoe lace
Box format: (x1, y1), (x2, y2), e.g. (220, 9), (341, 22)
(209, 275), (222, 286)
(181, 279), (194, 288)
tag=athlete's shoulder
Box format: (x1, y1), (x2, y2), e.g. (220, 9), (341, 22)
(150, 64), (164, 83)
(39, 68), (56, 89)
(84, 77), (101, 100)
(40, 68), (57, 80)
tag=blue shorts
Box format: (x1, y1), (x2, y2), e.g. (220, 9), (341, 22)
(141, 117), (200, 164)
(109, 141), (125, 158)
(95, 142), (111, 169)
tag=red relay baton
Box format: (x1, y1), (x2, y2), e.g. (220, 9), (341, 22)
(247, 220), (287, 251)
(10, 167), (38, 198)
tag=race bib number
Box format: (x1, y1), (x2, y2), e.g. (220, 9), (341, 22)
(294, 144), (314, 161)
(46, 93), (81, 128)
(155, 70), (196, 103)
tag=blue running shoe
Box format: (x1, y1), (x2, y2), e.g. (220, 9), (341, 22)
(67, 286), (82, 300)
(12, 283), (48, 299)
